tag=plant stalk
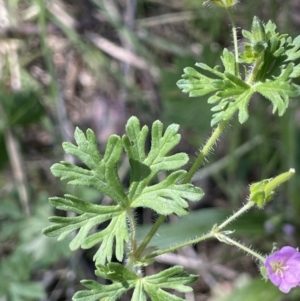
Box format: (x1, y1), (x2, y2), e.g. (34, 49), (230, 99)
(183, 119), (230, 184)
(216, 233), (266, 262)
(134, 215), (166, 259)
(127, 209), (137, 252)
(227, 7), (239, 77)
(145, 232), (214, 260)
(217, 201), (255, 230)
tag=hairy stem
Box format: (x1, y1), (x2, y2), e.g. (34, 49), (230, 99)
(144, 219), (265, 263)
(183, 119), (230, 184)
(134, 215), (166, 259)
(227, 7), (239, 77)
(127, 209), (137, 252)
(144, 232), (214, 260)
(217, 201), (255, 230)
(216, 233), (266, 262)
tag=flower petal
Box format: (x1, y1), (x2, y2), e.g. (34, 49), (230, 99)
(264, 246), (300, 293)
(269, 273), (281, 286)
(279, 281), (293, 293)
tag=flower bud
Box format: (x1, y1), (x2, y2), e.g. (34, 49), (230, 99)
(251, 16), (266, 42)
(249, 169), (295, 208)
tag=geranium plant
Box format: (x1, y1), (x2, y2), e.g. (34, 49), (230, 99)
(44, 1), (300, 299)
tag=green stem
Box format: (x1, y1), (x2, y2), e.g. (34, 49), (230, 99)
(216, 233), (265, 262)
(217, 201), (255, 230)
(134, 215), (166, 258)
(127, 209), (137, 252)
(183, 119), (230, 184)
(144, 222), (266, 262)
(145, 232), (214, 260)
(227, 7), (239, 77)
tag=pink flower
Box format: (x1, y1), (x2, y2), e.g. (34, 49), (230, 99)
(265, 246), (300, 293)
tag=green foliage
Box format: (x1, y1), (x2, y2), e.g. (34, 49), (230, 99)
(0, 198), (23, 241)
(73, 264), (197, 301)
(122, 116), (202, 215)
(43, 116), (204, 265)
(19, 195), (72, 267)
(0, 89), (44, 128)
(44, 194), (128, 264)
(0, 251), (45, 301)
(0, 192), (71, 268)
(177, 51), (254, 125)
(51, 128), (127, 204)
(177, 17), (300, 126)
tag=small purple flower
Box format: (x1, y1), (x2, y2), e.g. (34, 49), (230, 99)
(265, 246), (300, 293)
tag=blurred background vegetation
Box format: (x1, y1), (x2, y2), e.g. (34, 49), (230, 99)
(1, 0), (300, 300)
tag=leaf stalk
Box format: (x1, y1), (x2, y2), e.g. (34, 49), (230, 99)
(134, 215), (166, 259)
(227, 7), (239, 77)
(215, 233), (266, 262)
(183, 119), (230, 184)
(144, 232), (214, 260)
(216, 201), (255, 230)
(127, 208), (137, 252)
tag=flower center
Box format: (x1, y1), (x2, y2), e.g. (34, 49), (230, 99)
(270, 260), (288, 277)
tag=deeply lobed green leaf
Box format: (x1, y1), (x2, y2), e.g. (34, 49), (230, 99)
(131, 170), (204, 216)
(45, 117), (204, 265)
(123, 117), (204, 211)
(51, 129), (128, 206)
(73, 264), (197, 301)
(177, 17), (300, 126)
(43, 195), (127, 263)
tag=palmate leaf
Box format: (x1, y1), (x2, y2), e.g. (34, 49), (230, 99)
(178, 17), (300, 126)
(142, 265), (198, 301)
(176, 66), (221, 97)
(254, 63), (300, 116)
(73, 263), (197, 301)
(43, 195), (128, 264)
(82, 212), (128, 264)
(51, 128), (128, 206)
(44, 128), (130, 264)
(176, 49), (235, 98)
(123, 117), (204, 214)
(131, 170), (203, 216)
(284, 35), (300, 78)
(241, 18), (300, 82)
(209, 87), (254, 125)
(177, 49), (252, 126)
(44, 117), (204, 265)
(73, 280), (131, 301)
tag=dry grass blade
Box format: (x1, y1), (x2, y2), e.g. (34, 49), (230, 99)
(0, 0), (30, 216)
(85, 31), (159, 77)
